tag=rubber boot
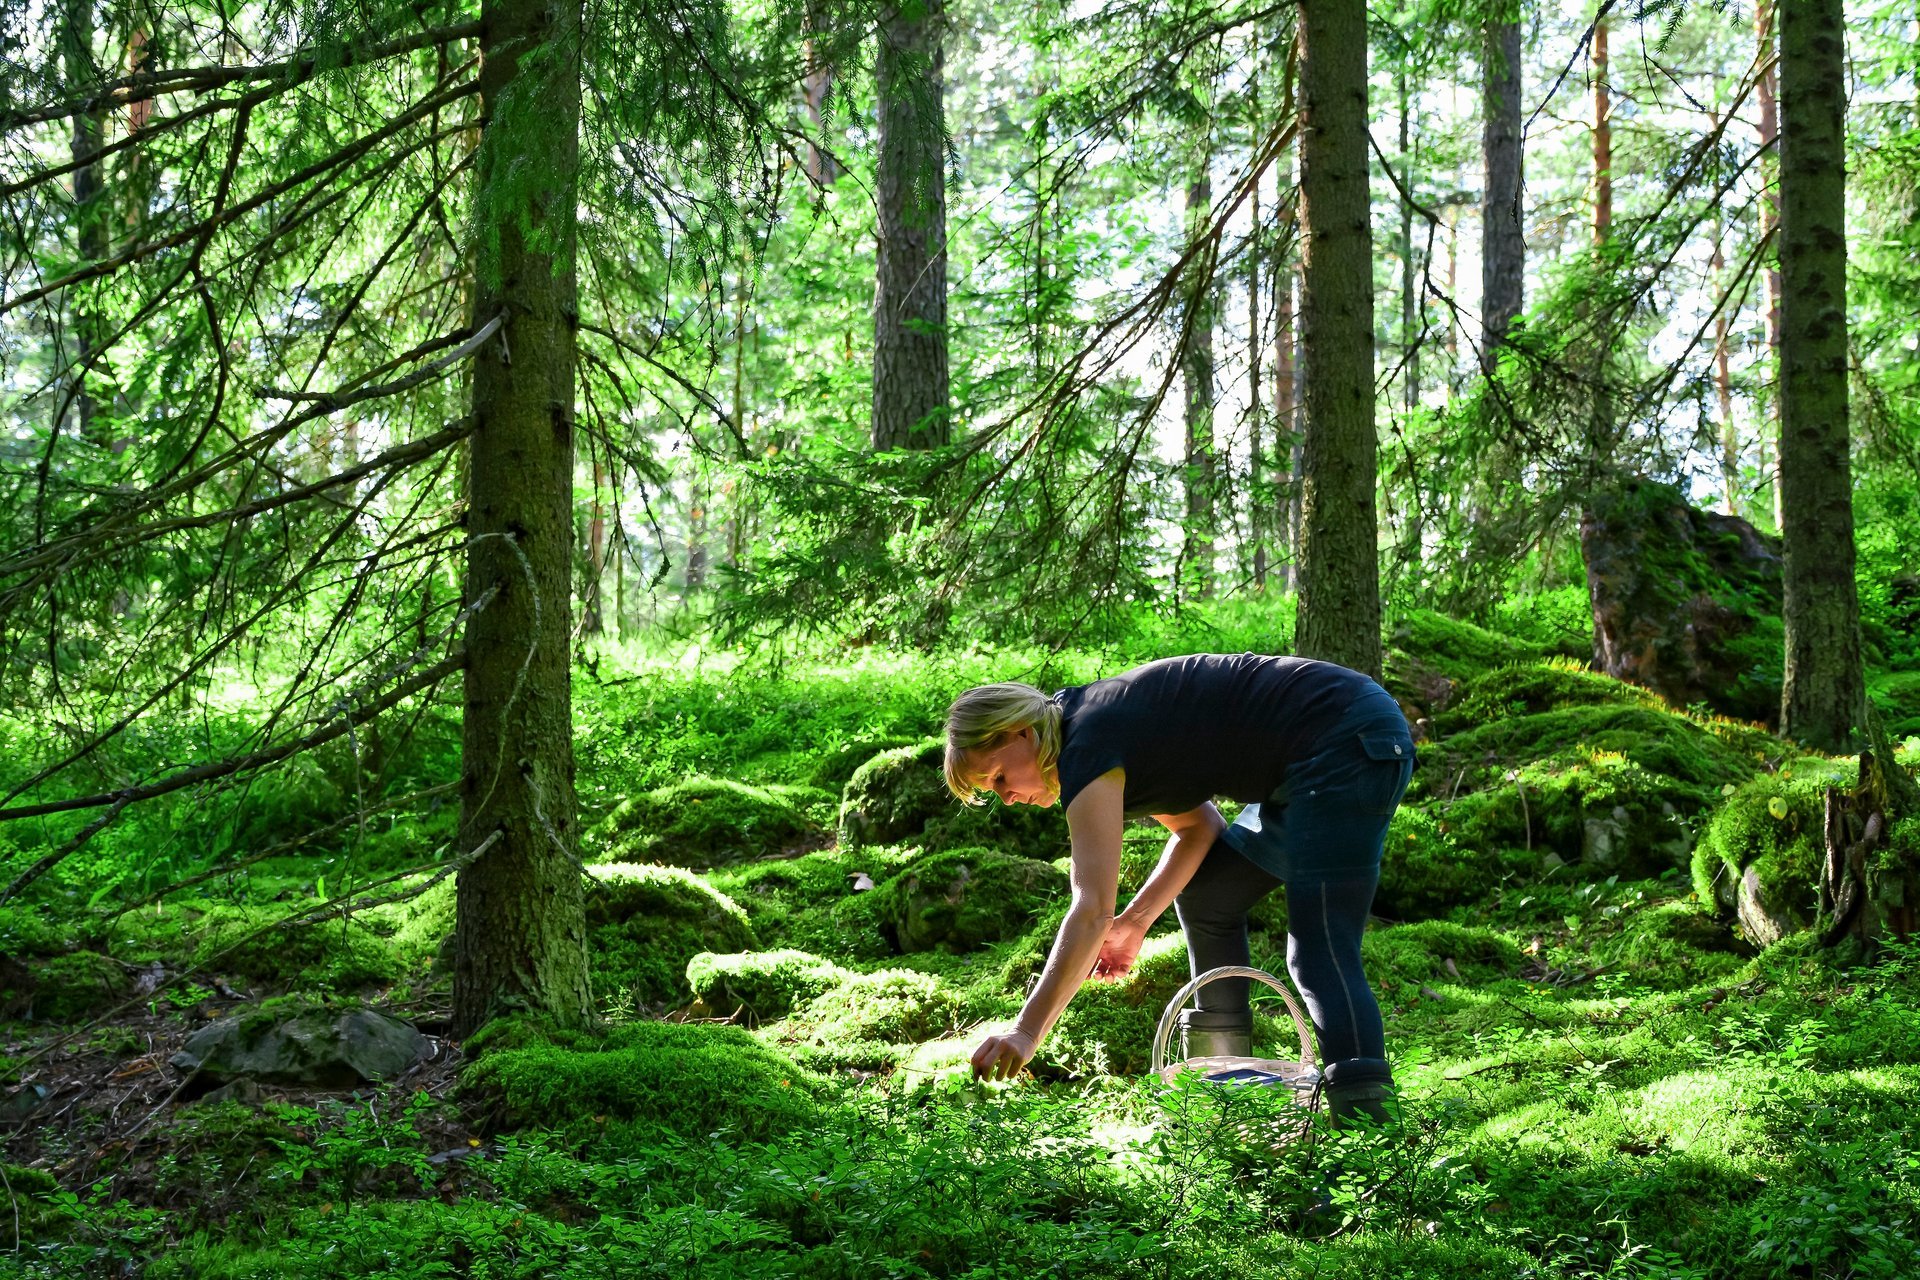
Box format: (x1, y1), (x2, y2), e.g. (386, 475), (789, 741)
(1177, 1009), (1252, 1062)
(1320, 1057), (1397, 1131)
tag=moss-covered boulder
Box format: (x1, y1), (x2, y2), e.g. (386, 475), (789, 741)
(1416, 669), (1772, 880)
(707, 845), (908, 962)
(787, 968), (973, 1047)
(1377, 808), (1537, 919)
(584, 863), (757, 1010)
(1691, 761), (1857, 946)
(463, 1019), (818, 1142)
(1384, 610), (1547, 725)
(170, 1000), (431, 1089)
(837, 739), (1067, 860)
(875, 847), (1067, 953)
(1580, 478), (1784, 725)
(685, 949), (851, 1024)
(597, 776), (818, 868)
(22, 950), (130, 1021)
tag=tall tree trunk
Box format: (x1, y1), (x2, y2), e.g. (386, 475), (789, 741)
(453, 0), (592, 1037)
(1712, 226), (1740, 516)
(1480, 9), (1523, 367)
(1398, 63), (1419, 418)
(1248, 146), (1266, 590)
(1271, 249), (1296, 592)
(584, 459), (607, 635)
(871, 0), (950, 450)
(61, 0), (105, 447)
(1757, 0), (1785, 531)
(1776, 0), (1862, 752)
(1181, 171), (1216, 601)
(1593, 17), (1611, 246)
(1293, 0), (1381, 678)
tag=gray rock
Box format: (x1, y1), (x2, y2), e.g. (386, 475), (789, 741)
(1736, 864), (1800, 948)
(172, 1005), (431, 1089)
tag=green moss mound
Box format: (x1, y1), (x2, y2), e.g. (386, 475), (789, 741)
(1377, 807), (1537, 919)
(875, 846), (1068, 953)
(463, 1018), (818, 1142)
(597, 776), (817, 867)
(685, 949), (851, 1023)
(584, 863), (757, 1010)
(1364, 920), (1525, 985)
(707, 845), (907, 961)
(1691, 760), (1858, 944)
(785, 967), (973, 1048)
(27, 949), (131, 1020)
(838, 738), (1067, 860)
(1586, 901), (1752, 989)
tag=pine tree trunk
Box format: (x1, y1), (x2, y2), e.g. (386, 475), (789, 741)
(1181, 171), (1216, 601)
(1398, 64), (1419, 419)
(1248, 148), (1266, 589)
(1776, 0), (1863, 752)
(1293, 0), (1381, 678)
(584, 460), (607, 635)
(1712, 229), (1740, 516)
(871, 0), (950, 450)
(1480, 12), (1523, 366)
(453, 0), (592, 1037)
(801, 0), (840, 186)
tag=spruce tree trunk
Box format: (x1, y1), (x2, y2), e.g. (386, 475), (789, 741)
(1480, 11), (1523, 366)
(801, 0), (840, 186)
(1181, 171), (1216, 601)
(1776, 0), (1863, 752)
(1293, 0), (1380, 678)
(871, 0), (950, 450)
(453, 0), (592, 1037)
(1757, 0), (1785, 531)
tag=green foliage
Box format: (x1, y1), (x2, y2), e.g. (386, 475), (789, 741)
(684, 949), (851, 1023)
(706, 845), (904, 961)
(463, 1019), (820, 1143)
(583, 863), (758, 1010)
(1870, 670), (1920, 738)
(596, 776), (819, 867)
(873, 845), (1068, 952)
(783, 967), (975, 1052)
(182, 907), (403, 992)
(1042, 931), (1191, 1077)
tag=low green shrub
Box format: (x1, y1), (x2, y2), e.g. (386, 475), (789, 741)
(27, 949), (131, 1020)
(1042, 932), (1192, 1076)
(685, 949), (851, 1023)
(184, 906), (402, 992)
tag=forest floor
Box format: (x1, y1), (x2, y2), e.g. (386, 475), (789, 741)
(4, 602), (1919, 1278)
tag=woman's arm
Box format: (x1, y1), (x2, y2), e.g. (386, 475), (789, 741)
(971, 769), (1125, 1080)
(1092, 803), (1225, 979)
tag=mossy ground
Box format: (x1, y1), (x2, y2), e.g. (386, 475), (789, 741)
(6, 603), (1919, 1279)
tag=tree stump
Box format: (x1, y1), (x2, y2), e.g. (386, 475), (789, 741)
(1818, 739), (1919, 946)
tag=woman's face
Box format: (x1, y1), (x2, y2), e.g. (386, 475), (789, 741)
(969, 726), (1059, 807)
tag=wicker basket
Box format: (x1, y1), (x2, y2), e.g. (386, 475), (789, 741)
(1150, 965), (1322, 1112)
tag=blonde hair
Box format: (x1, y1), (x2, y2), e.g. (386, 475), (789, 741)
(943, 682), (1063, 804)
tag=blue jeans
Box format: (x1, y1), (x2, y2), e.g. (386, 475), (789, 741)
(1173, 684), (1413, 1071)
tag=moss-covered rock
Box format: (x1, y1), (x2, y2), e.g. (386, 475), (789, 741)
(707, 845), (905, 961)
(1364, 920), (1526, 985)
(584, 863), (757, 1010)
(1384, 610), (1553, 726)
(685, 949), (851, 1024)
(596, 776), (818, 868)
(1581, 478), (1785, 725)
(1691, 760), (1859, 946)
(24, 949), (130, 1021)
(462, 1019), (818, 1142)
(1587, 902), (1752, 989)
(1377, 807), (1538, 919)
(875, 847), (1067, 953)
(171, 1001), (430, 1089)
(838, 739), (1066, 860)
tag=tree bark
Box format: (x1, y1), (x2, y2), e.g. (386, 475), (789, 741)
(871, 0), (950, 450)
(1592, 17), (1611, 246)
(453, 0), (592, 1037)
(1776, 0), (1863, 752)
(1480, 10), (1523, 367)
(1757, 0), (1785, 531)
(1712, 228), (1739, 516)
(1293, 0), (1380, 677)
(801, 0), (841, 186)
(1180, 171), (1216, 601)
(61, 0), (105, 447)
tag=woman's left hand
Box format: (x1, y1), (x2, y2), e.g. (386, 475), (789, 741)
(1092, 917), (1146, 980)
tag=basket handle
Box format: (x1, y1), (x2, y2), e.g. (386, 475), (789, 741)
(1150, 965), (1317, 1076)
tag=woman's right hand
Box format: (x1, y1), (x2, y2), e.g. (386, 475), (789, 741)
(970, 1028), (1037, 1081)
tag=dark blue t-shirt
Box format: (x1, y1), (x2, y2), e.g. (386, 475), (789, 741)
(1052, 654), (1370, 817)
